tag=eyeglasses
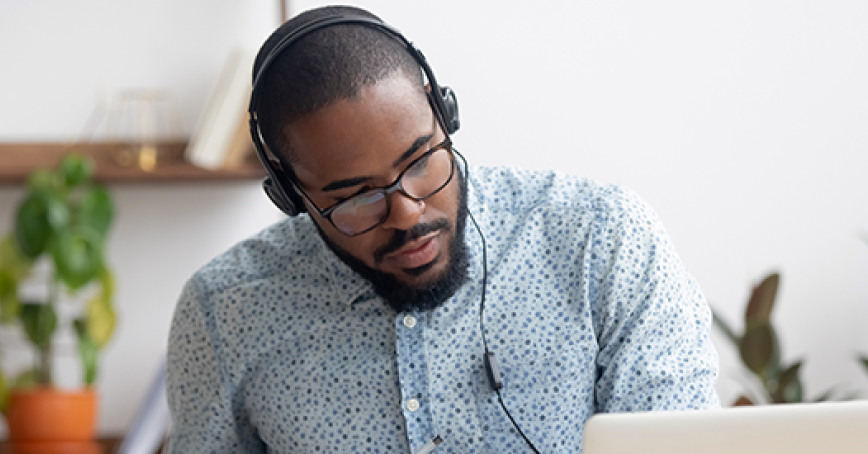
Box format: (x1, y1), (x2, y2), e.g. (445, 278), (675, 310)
(293, 137), (457, 236)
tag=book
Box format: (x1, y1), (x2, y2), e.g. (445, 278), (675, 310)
(221, 111), (255, 168)
(185, 50), (254, 170)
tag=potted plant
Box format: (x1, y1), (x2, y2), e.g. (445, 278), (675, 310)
(712, 272), (851, 405)
(0, 154), (116, 452)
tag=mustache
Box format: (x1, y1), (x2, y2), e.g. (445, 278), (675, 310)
(374, 218), (450, 264)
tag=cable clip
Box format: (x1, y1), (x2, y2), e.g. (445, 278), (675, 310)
(414, 435), (443, 454)
(485, 351), (503, 391)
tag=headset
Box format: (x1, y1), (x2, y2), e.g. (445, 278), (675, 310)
(247, 14), (460, 218)
(247, 14), (541, 453)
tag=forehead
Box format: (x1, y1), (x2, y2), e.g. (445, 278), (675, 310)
(286, 75), (433, 189)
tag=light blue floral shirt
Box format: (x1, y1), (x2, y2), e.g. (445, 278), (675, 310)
(167, 165), (720, 453)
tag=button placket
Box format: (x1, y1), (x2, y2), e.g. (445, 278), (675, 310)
(394, 311), (435, 449)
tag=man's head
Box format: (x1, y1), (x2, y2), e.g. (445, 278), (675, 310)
(251, 6), (469, 313)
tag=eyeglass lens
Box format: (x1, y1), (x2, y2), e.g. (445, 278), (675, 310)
(330, 146), (453, 235)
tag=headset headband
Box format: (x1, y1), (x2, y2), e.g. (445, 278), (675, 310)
(247, 13), (459, 217)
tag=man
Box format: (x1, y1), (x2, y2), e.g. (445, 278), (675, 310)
(167, 5), (720, 453)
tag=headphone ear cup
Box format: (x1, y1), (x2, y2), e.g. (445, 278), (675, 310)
(438, 85), (460, 134)
(262, 177), (304, 217)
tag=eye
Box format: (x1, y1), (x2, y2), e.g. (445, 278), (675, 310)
(334, 186), (375, 204)
(406, 153), (432, 177)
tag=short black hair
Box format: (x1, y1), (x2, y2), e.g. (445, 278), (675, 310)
(252, 5), (425, 164)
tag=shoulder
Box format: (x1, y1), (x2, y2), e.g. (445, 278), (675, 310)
(173, 214), (368, 338)
(170, 216), (325, 337)
(168, 215), (346, 377)
(189, 216), (325, 294)
(469, 164), (654, 224)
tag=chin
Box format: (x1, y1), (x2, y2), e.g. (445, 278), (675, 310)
(317, 172), (469, 313)
(399, 251), (449, 284)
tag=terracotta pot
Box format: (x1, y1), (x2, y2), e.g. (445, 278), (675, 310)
(6, 388), (100, 454)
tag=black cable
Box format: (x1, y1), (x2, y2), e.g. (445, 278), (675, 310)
(464, 172), (541, 454)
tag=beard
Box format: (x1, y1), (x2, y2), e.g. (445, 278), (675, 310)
(315, 174), (469, 314)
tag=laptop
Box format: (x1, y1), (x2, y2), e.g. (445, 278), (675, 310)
(583, 400), (868, 454)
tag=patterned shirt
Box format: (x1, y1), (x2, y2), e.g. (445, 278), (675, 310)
(166, 165), (720, 454)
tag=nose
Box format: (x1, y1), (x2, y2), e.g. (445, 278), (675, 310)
(380, 191), (424, 231)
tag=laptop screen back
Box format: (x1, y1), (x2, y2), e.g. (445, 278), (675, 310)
(583, 400), (868, 454)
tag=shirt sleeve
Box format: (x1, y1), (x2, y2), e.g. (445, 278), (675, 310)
(166, 277), (266, 453)
(587, 186), (721, 412)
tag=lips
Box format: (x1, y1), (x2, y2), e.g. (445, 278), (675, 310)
(385, 232), (441, 269)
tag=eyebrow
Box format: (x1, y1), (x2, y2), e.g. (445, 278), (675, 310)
(320, 133), (435, 192)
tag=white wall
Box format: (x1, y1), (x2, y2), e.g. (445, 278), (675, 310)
(0, 0), (284, 438)
(1, 0), (867, 436)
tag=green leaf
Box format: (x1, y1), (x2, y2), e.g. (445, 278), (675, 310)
(74, 320), (99, 385)
(739, 321), (778, 377)
(859, 356), (868, 374)
(44, 192), (70, 231)
(51, 226), (103, 290)
(0, 235), (31, 324)
(14, 194), (53, 258)
(0, 272), (21, 324)
(60, 154), (95, 187)
(77, 185), (114, 238)
(710, 307), (740, 346)
(0, 369), (8, 415)
(73, 318), (86, 337)
(85, 267), (116, 349)
(26, 168), (63, 193)
(99, 266), (115, 301)
(14, 190), (70, 258)
(771, 361), (804, 403)
(745, 273), (780, 325)
(0, 235), (34, 280)
(19, 303), (58, 348)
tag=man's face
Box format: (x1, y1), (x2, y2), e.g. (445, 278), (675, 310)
(285, 75), (468, 312)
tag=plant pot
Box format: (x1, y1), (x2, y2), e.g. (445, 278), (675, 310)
(6, 388), (101, 454)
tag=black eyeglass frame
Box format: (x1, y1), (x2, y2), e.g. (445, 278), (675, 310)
(288, 137), (457, 237)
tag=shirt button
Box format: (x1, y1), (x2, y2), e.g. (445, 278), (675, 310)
(406, 398), (420, 412)
(403, 315), (417, 329)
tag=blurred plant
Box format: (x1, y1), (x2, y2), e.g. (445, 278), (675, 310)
(713, 272), (846, 405)
(0, 154), (116, 412)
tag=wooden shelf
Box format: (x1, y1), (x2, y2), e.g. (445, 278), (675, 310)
(0, 142), (265, 185)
